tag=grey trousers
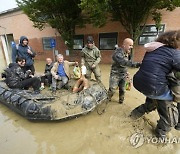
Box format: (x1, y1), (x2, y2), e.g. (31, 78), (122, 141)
(52, 76), (68, 90)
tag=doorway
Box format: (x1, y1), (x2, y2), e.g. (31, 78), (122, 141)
(0, 33), (14, 74)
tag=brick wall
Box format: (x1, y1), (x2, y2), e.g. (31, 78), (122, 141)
(1, 8), (179, 64)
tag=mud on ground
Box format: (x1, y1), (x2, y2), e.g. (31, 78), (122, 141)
(0, 61), (180, 154)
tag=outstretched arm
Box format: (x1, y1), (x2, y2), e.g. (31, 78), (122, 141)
(113, 49), (140, 68)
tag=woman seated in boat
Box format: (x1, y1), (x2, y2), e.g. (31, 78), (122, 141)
(73, 64), (89, 93)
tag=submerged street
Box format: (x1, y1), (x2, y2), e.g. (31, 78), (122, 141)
(0, 62), (180, 154)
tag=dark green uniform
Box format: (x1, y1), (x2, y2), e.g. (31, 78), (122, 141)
(81, 45), (101, 82)
(167, 70), (180, 130)
(108, 47), (139, 103)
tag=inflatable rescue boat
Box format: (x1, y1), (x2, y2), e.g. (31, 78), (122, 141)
(0, 79), (108, 121)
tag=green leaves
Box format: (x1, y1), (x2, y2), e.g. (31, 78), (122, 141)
(80, 0), (109, 27)
(16, 0), (180, 51)
(16, 0), (84, 50)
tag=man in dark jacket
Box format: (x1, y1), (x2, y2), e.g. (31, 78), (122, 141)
(4, 57), (40, 93)
(12, 36), (36, 75)
(40, 58), (54, 90)
(130, 30), (180, 139)
(108, 38), (140, 104)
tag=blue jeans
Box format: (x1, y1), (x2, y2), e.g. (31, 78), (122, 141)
(146, 90), (173, 101)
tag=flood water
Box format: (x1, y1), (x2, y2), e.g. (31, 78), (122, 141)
(0, 61), (180, 154)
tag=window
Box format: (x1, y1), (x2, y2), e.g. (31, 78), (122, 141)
(99, 32), (118, 50)
(73, 35), (84, 50)
(42, 37), (52, 50)
(138, 24), (165, 45)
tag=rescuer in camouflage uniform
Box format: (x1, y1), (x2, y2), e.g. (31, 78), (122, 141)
(108, 38), (140, 104)
(81, 36), (101, 82)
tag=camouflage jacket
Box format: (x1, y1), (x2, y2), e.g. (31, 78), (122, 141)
(175, 71), (180, 80)
(110, 47), (139, 74)
(4, 63), (31, 88)
(81, 45), (101, 67)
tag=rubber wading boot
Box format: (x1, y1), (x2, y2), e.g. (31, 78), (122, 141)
(107, 91), (113, 101)
(119, 97), (124, 104)
(130, 105), (146, 120)
(119, 94), (124, 104)
(175, 123), (180, 130)
(175, 103), (180, 130)
(154, 127), (166, 139)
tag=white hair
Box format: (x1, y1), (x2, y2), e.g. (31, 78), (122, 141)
(57, 54), (63, 58)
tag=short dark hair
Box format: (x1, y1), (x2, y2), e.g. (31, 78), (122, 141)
(87, 36), (94, 44)
(156, 30), (180, 49)
(16, 57), (26, 63)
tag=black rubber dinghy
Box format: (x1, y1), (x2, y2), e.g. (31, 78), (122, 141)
(0, 79), (108, 121)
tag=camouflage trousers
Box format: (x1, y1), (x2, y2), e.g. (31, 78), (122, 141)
(167, 72), (180, 102)
(177, 103), (180, 124)
(171, 86), (180, 102)
(85, 64), (101, 82)
(108, 72), (126, 103)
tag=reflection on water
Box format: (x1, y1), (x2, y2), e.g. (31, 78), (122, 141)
(0, 62), (180, 154)
(0, 106), (38, 154)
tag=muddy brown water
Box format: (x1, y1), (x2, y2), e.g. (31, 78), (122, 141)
(0, 61), (180, 154)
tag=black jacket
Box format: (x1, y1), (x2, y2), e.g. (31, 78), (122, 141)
(4, 63), (31, 88)
(12, 36), (36, 66)
(44, 62), (54, 76)
(133, 46), (180, 96)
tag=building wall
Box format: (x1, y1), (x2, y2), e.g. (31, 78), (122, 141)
(133, 8), (180, 62)
(0, 8), (180, 65)
(0, 9), (61, 62)
(75, 8), (180, 63)
(75, 22), (129, 63)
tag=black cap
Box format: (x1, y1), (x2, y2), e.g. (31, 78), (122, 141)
(87, 36), (94, 44)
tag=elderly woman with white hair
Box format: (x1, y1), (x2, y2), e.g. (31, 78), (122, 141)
(51, 54), (78, 93)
